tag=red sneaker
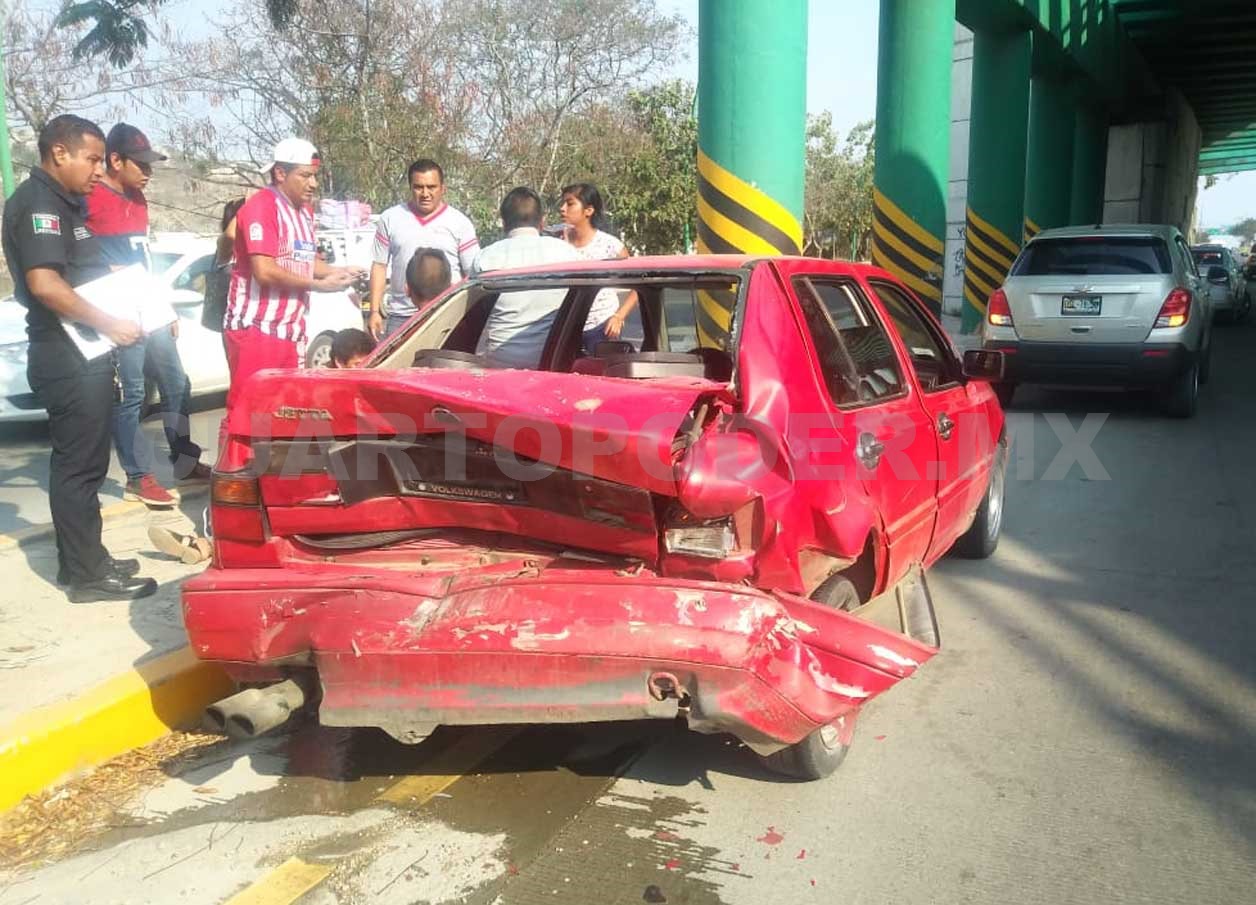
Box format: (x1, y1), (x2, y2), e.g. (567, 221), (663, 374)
(124, 475), (179, 508)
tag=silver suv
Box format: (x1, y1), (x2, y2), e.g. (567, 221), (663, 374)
(981, 224), (1211, 418)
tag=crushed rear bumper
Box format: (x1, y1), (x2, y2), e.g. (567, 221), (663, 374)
(183, 567), (938, 753)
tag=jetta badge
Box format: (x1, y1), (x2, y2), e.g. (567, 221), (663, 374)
(273, 406), (332, 421)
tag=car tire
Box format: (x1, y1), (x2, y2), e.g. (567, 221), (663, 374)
(954, 438), (1007, 560)
(1199, 340), (1213, 386)
(1163, 361), (1199, 419)
(993, 382), (1016, 408)
(758, 712), (857, 782)
(810, 572), (862, 611)
(305, 332), (335, 369)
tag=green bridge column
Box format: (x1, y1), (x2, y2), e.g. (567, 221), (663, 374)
(871, 0), (954, 315)
(1023, 73), (1075, 242)
(696, 0), (806, 347)
(1070, 103), (1108, 225)
(961, 29), (1032, 334)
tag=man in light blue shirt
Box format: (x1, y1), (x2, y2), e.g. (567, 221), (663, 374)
(472, 187), (582, 369)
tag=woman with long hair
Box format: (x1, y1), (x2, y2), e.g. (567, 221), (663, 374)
(559, 183), (637, 351)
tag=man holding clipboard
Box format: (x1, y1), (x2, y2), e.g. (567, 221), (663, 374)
(1, 115), (157, 602)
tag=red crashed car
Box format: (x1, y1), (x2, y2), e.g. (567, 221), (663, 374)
(185, 255), (1007, 780)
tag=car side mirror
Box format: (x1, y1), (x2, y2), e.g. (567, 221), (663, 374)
(962, 349), (1005, 382)
(1207, 266), (1229, 285)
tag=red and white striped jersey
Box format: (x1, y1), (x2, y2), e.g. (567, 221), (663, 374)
(226, 187), (317, 341)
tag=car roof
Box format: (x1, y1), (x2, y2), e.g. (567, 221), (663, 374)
(1030, 223), (1181, 242)
(465, 253), (880, 281)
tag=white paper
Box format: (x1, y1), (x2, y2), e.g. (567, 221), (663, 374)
(60, 265), (179, 360)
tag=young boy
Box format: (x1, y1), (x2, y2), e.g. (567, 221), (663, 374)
(329, 328), (376, 368)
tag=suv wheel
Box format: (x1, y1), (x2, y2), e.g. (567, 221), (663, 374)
(1163, 361), (1199, 419)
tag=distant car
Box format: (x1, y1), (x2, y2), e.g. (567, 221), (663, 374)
(0, 234), (365, 424)
(982, 224), (1212, 418)
(1191, 243), (1249, 323)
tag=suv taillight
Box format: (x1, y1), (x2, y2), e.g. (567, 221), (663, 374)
(1154, 288), (1191, 329)
(988, 288), (1013, 327)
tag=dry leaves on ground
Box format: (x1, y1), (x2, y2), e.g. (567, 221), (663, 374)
(0, 731), (233, 870)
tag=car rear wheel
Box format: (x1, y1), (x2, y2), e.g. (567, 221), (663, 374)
(758, 712), (857, 781)
(1163, 361), (1199, 419)
(305, 332), (335, 369)
(954, 438), (1007, 559)
(809, 572), (862, 611)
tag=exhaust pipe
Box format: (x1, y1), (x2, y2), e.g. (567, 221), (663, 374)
(206, 678), (309, 738)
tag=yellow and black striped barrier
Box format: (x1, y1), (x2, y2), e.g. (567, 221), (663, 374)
(963, 206), (1020, 317)
(1023, 216), (1041, 245)
(870, 188), (945, 313)
(694, 149), (803, 347)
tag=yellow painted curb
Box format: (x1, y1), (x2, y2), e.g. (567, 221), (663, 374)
(0, 646), (235, 813)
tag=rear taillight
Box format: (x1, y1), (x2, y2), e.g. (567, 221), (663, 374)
(987, 288), (1013, 327)
(664, 518), (736, 559)
(211, 472), (266, 543)
(1154, 288), (1192, 329)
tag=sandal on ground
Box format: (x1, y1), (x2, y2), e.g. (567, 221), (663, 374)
(148, 525), (213, 565)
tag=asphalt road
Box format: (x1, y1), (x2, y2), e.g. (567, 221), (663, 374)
(3, 324), (1255, 904)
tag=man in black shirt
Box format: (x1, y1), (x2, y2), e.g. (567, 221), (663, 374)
(1, 114), (157, 602)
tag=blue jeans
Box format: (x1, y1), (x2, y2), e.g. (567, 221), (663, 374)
(386, 312), (413, 338)
(112, 327), (202, 482)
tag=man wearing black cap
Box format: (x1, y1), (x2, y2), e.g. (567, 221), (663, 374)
(1, 114), (157, 602)
(87, 123), (209, 511)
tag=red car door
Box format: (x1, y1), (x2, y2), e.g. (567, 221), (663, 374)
(780, 265), (940, 590)
(864, 277), (995, 564)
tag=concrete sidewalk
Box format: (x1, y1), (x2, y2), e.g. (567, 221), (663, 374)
(0, 494), (232, 810)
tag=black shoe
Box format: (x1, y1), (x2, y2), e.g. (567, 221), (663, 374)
(56, 557), (141, 587)
(67, 575), (158, 603)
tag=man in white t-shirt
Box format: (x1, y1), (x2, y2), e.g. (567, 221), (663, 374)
(472, 187), (582, 369)
(368, 159), (479, 338)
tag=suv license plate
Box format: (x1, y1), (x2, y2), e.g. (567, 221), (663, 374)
(1061, 294), (1102, 316)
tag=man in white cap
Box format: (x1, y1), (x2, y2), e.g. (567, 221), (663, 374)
(222, 138), (360, 424)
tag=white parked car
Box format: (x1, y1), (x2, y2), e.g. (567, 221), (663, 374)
(0, 233), (365, 424)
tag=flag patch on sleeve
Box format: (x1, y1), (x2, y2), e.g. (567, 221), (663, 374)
(32, 213), (61, 235)
(249, 222), (264, 242)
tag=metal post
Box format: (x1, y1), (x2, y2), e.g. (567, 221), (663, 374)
(696, 0), (806, 344)
(871, 0), (954, 317)
(1023, 73), (1075, 241)
(961, 29), (1031, 334)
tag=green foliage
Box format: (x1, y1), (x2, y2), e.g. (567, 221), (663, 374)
(1230, 217), (1256, 244)
(803, 113), (875, 260)
(56, 0), (298, 67)
(570, 81), (699, 255)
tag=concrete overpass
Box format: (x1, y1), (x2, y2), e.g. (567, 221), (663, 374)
(694, 0), (1256, 334)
